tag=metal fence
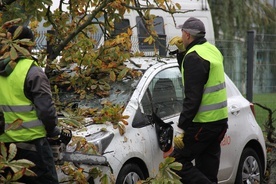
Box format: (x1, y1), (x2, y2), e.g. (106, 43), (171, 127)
(217, 34), (276, 95)
(216, 33), (276, 123)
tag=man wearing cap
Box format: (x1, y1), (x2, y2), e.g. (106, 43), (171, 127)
(171, 17), (228, 184)
(0, 26), (59, 183)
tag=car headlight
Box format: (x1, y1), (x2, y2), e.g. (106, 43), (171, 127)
(85, 130), (114, 155)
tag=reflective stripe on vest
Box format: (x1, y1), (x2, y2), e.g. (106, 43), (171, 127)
(181, 42), (228, 122)
(5, 119), (43, 130)
(0, 58), (46, 142)
(0, 105), (35, 112)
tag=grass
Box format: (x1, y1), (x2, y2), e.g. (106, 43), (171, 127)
(252, 93), (276, 131)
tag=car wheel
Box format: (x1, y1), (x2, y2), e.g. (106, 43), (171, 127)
(116, 163), (145, 184)
(235, 147), (263, 184)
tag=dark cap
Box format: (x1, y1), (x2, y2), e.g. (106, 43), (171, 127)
(178, 17), (206, 37)
(7, 26), (34, 41)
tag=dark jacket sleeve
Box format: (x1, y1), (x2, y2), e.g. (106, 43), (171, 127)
(178, 51), (210, 131)
(24, 65), (58, 136)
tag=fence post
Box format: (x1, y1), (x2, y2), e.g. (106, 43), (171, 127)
(246, 30), (254, 102)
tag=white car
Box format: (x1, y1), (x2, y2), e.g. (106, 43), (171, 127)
(57, 57), (267, 184)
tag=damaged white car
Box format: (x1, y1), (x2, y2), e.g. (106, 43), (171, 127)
(55, 57), (267, 184)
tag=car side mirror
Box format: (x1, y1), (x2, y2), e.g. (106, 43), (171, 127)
(132, 107), (152, 128)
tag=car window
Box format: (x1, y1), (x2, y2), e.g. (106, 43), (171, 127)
(141, 67), (183, 118)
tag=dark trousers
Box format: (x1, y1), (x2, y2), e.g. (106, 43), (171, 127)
(171, 120), (228, 184)
(6, 137), (59, 184)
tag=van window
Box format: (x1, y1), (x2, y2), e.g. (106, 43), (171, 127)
(136, 16), (165, 51)
(113, 19), (130, 36)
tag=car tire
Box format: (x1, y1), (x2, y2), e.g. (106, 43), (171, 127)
(116, 163), (145, 184)
(235, 147), (263, 184)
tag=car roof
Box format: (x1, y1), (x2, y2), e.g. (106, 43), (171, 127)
(125, 57), (178, 71)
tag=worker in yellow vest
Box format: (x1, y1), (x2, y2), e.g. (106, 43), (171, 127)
(0, 26), (59, 183)
(170, 17), (228, 184)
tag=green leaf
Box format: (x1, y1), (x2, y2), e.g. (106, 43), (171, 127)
(0, 44), (9, 54)
(2, 51), (10, 59)
(13, 26), (23, 40)
(7, 143), (17, 162)
(60, 110), (70, 118)
(89, 167), (102, 179)
(91, 84), (97, 90)
(0, 162), (5, 169)
(10, 168), (25, 181)
(63, 118), (82, 128)
(0, 142), (7, 160)
(10, 46), (18, 60)
(169, 162), (182, 171)
(110, 71), (116, 82)
(100, 174), (109, 184)
(163, 157), (175, 165)
(10, 159), (35, 167)
(22, 167), (36, 177)
(117, 68), (129, 81)
(9, 164), (24, 173)
(13, 44), (31, 56)
(18, 39), (35, 47)
(9, 159), (35, 173)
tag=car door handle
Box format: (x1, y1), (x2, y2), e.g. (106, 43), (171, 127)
(230, 105), (240, 116)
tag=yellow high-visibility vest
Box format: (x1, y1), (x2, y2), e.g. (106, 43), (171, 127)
(181, 42), (228, 122)
(0, 58), (46, 142)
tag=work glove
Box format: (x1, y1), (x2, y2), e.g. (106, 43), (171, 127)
(174, 133), (184, 149)
(47, 126), (61, 139)
(173, 126), (184, 149)
(169, 36), (185, 52)
(59, 129), (72, 145)
(48, 128), (72, 163)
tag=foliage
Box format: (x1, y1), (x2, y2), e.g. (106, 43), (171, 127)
(58, 161), (116, 184)
(0, 142), (36, 183)
(208, 0), (276, 39)
(0, 18), (35, 60)
(253, 102), (276, 183)
(138, 157), (182, 184)
(254, 103), (276, 143)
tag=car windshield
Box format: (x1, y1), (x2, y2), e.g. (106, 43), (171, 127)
(58, 76), (141, 109)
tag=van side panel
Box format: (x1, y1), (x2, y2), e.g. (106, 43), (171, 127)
(123, 0), (215, 55)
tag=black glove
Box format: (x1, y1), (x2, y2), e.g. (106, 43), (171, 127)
(168, 49), (185, 69)
(47, 126), (61, 138)
(169, 49), (179, 55)
(59, 129), (72, 145)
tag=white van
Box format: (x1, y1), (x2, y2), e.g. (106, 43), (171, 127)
(103, 0), (215, 56)
(36, 0), (214, 56)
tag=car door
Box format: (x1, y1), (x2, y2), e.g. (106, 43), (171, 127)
(140, 66), (183, 118)
(139, 65), (184, 171)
